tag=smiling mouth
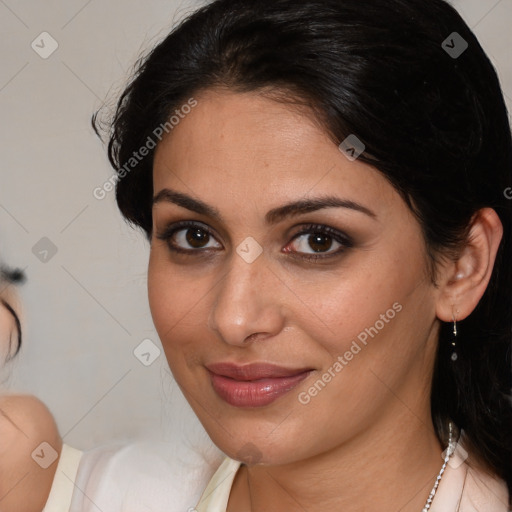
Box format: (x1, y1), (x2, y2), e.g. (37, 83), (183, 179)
(206, 362), (314, 407)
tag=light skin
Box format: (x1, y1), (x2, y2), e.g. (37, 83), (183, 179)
(0, 289), (62, 512)
(0, 394), (62, 512)
(148, 88), (502, 511)
(0, 283), (22, 363)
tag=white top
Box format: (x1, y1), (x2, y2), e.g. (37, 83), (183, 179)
(194, 451), (510, 511)
(43, 444), (83, 512)
(42, 440), (224, 512)
(42, 442), (509, 512)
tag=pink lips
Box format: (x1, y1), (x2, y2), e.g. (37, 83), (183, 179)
(206, 362), (313, 407)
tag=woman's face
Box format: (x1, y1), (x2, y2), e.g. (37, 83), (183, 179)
(149, 89), (441, 465)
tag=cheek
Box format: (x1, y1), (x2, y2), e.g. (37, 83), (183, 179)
(295, 241), (431, 381)
(291, 265), (404, 357)
(148, 249), (195, 329)
(147, 253), (212, 368)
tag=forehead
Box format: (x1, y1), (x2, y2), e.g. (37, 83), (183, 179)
(152, 89), (397, 214)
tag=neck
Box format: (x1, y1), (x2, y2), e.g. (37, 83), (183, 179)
(228, 406), (444, 512)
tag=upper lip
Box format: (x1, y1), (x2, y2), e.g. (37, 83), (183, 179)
(206, 362), (313, 381)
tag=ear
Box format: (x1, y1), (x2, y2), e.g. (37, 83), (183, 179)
(435, 208), (503, 322)
(0, 287), (22, 363)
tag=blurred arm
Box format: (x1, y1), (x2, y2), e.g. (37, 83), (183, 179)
(0, 394), (62, 512)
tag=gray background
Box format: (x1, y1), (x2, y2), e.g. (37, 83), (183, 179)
(0, 0), (510, 451)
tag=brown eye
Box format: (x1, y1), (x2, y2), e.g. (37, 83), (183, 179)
(156, 221), (222, 253)
(307, 233), (334, 252)
(289, 232), (340, 255)
(285, 224), (353, 261)
(184, 227), (211, 248)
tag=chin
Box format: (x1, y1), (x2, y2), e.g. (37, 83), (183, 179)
(212, 433), (307, 467)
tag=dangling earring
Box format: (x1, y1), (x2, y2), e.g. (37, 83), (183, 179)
(450, 317), (458, 361)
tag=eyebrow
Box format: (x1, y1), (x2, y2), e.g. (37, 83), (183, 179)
(152, 188), (377, 225)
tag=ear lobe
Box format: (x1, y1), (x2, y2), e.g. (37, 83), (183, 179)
(435, 208), (503, 323)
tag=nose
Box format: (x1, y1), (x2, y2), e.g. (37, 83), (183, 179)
(207, 250), (285, 347)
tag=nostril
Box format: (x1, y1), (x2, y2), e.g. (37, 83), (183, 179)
(243, 332), (268, 344)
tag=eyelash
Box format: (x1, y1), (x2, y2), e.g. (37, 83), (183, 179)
(155, 221), (353, 262)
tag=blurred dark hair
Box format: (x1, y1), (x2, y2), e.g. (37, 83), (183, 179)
(93, 0), (512, 496)
(0, 265), (25, 361)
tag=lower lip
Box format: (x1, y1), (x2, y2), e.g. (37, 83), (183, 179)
(209, 370), (312, 407)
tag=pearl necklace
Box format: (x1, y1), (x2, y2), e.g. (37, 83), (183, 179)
(422, 421), (456, 511)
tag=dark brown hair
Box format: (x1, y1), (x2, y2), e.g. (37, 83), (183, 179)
(94, 0), (512, 496)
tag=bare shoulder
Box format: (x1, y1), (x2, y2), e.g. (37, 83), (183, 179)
(0, 394), (62, 512)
